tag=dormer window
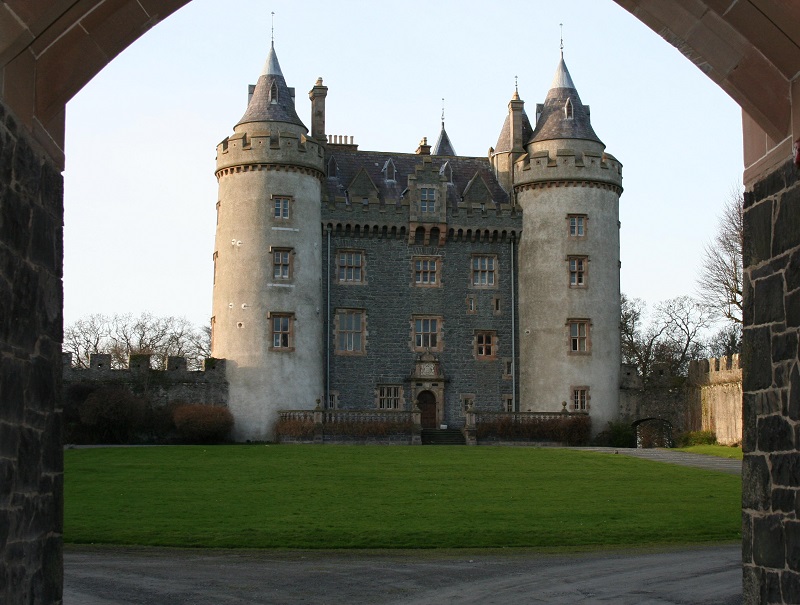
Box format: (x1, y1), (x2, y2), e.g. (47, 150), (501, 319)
(564, 98), (574, 120)
(328, 157), (338, 178)
(439, 161), (453, 184)
(420, 188), (436, 213)
(269, 82), (278, 105)
(383, 159), (396, 182)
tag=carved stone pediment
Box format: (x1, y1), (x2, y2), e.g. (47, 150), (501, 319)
(412, 352), (443, 380)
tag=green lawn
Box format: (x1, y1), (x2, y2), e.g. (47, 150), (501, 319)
(676, 445), (743, 460)
(64, 445), (740, 550)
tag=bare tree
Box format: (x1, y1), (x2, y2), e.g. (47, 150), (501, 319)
(621, 294), (711, 386)
(63, 313), (210, 370)
(697, 191), (743, 324)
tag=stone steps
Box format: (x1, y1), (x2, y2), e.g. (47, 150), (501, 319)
(421, 428), (466, 446)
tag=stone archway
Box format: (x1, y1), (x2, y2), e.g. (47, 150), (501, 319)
(1, 2), (799, 603)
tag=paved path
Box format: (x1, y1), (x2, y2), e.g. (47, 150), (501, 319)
(64, 544), (742, 604)
(576, 447), (742, 475)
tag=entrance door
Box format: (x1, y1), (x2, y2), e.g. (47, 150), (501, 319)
(418, 390), (437, 429)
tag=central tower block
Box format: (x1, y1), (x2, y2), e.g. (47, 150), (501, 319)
(212, 43), (325, 440)
(514, 55), (623, 430)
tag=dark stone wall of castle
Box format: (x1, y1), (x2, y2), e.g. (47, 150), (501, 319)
(742, 158), (800, 601)
(322, 204), (520, 426)
(62, 354), (229, 410)
(0, 100), (64, 604)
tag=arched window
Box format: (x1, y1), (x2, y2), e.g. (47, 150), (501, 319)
(564, 98), (574, 120)
(270, 81), (278, 105)
(328, 157), (338, 178)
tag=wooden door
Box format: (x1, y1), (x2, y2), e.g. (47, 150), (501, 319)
(418, 391), (437, 429)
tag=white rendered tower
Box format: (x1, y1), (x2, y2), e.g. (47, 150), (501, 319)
(212, 43), (325, 440)
(514, 55), (623, 430)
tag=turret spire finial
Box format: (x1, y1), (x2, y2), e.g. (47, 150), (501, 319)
(559, 23), (564, 57)
(515, 75), (518, 94)
(441, 98), (445, 126)
(271, 11), (275, 45)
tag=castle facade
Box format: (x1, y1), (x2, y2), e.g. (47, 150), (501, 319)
(211, 43), (623, 441)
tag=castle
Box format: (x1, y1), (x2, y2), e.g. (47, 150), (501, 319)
(210, 42), (623, 442)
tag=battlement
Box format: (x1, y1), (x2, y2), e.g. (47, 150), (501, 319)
(63, 352), (226, 379)
(514, 148), (623, 192)
(688, 354), (742, 386)
(216, 128), (325, 177)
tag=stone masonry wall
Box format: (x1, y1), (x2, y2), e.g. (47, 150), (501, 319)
(0, 100), (64, 604)
(687, 355), (743, 445)
(62, 353), (228, 411)
(742, 159), (800, 603)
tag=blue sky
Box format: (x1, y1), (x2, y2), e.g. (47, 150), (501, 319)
(63, 0), (743, 328)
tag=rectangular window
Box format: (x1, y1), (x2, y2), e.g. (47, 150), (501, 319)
(413, 316), (441, 351)
(414, 257), (439, 286)
(502, 358), (513, 379)
(274, 197), (290, 219)
(377, 385), (403, 409)
(336, 309), (364, 354)
(273, 248), (292, 280)
(475, 331), (496, 359)
(328, 391), (339, 409)
(503, 394), (514, 412)
(466, 296), (476, 314)
(472, 255), (496, 287)
(568, 319), (590, 353)
(270, 313), (294, 350)
(493, 297), (502, 315)
(420, 188), (436, 212)
(568, 256), (587, 287)
(568, 214), (587, 237)
(572, 387), (589, 411)
(338, 250), (364, 283)
(461, 394), (475, 414)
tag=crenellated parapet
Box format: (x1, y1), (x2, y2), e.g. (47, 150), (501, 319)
(688, 354), (742, 386)
(514, 148), (623, 193)
(215, 128), (325, 179)
(63, 352), (227, 381)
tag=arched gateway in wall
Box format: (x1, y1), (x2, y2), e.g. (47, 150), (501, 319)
(1, 2), (798, 602)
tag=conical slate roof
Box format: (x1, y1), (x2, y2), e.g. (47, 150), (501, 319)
(528, 55), (602, 146)
(432, 122), (456, 156)
(236, 43), (306, 129)
(494, 105), (534, 153)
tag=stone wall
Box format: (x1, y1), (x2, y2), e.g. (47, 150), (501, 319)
(0, 100), (64, 603)
(618, 364), (690, 435)
(687, 355), (743, 445)
(62, 353), (228, 410)
(742, 158), (800, 601)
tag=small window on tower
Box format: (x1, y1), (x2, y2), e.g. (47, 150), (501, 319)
(270, 81), (278, 104)
(273, 196), (291, 219)
(564, 98), (574, 119)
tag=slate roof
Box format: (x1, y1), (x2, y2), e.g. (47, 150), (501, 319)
(494, 107), (534, 153)
(322, 149), (510, 209)
(528, 56), (602, 146)
(237, 43), (307, 130)
(432, 123), (457, 156)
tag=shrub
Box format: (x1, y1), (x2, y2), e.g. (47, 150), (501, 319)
(173, 405), (234, 444)
(594, 422), (636, 448)
(78, 388), (148, 444)
(676, 430), (717, 447)
(274, 418), (316, 440)
(476, 415), (591, 446)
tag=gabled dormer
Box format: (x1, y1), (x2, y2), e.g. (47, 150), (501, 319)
(327, 156), (338, 178)
(347, 167), (380, 206)
(382, 159), (397, 182)
(462, 171), (493, 210)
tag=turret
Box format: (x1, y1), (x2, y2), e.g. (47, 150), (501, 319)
(212, 42), (325, 441)
(491, 87), (533, 193)
(514, 54), (623, 433)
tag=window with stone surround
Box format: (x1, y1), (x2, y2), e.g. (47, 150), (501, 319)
(461, 394), (475, 414)
(471, 255), (497, 288)
(335, 309), (365, 355)
(503, 394), (514, 412)
(337, 250), (364, 283)
(377, 385), (403, 410)
(572, 387), (589, 411)
(420, 188), (436, 213)
(568, 256), (587, 288)
(273, 195), (292, 219)
(413, 316), (442, 351)
(568, 319), (591, 354)
(413, 256), (439, 286)
(568, 214), (587, 237)
(466, 295), (477, 314)
(475, 331), (497, 360)
(327, 391), (339, 409)
(269, 312), (295, 351)
(272, 248), (293, 280)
